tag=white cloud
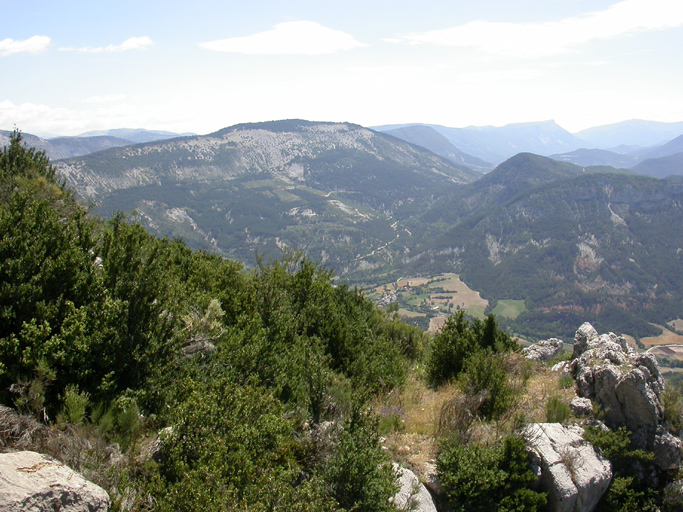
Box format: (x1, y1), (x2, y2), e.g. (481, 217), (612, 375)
(0, 36), (51, 57)
(199, 21), (366, 55)
(0, 100), (142, 136)
(82, 94), (128, 104)
(389, 0), (683, 57)
(60, 36), (154, 54)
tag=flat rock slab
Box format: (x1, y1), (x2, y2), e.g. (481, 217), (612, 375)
(524, 423), (612, 512)
(0, 451), (110, 512)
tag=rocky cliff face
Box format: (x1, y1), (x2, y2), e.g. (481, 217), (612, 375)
(55, 120), (477, 202)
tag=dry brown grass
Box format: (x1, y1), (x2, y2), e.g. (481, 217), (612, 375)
(396, 277), (431, 287)
(374, 373), (459, 477)
(519, 365), (576, 424)
(641, 325), (683, 347)
(428, 316), (448, 334)
(373, 354), (576, 482)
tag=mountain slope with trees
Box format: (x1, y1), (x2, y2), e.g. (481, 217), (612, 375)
(1, 130), (429, 511)
(410, 169), (683, 339)
(55, 120), (478, 275)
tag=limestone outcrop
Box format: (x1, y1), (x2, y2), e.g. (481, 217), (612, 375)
(570, 397), (593, 417)
(524, 423), (612, 512)
(391, 464), (438, 512)
(571, 322), (681, 471)
(524, 338), (564, 362)
(0, 451), (110, 511)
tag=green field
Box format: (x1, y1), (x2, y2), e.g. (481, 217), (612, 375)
(467, 305), (487, 320)
(367, 273), (529, 327)
(492, 299), (526, 320)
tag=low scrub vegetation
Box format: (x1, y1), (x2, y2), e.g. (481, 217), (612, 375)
(4, 131), (680, 512)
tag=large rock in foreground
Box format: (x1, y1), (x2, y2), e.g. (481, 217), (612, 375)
(0, 451), (110, 512)
(391, 464), (438, 512)
(524, 423), (612, 512)
(571, 322), (682, 471)
(572, 323), (664, 434)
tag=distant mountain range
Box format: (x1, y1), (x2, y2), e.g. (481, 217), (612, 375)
(382, 125), (493, 171)
(55, 119), (476, 274)
(47, 119), (683, 340)
(549, 133), (683, 179)
(78, 128), (196, 144)
(574, 120), (683, 149)
(376, 119), (683, 175)
(375, 120), (589, 164)
(0, 128), (193, 160)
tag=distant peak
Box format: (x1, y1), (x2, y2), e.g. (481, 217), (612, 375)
(212, 119), (362, 137)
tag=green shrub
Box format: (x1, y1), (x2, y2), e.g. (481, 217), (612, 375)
(546, 395), (572, 423)
(322, 411), (398, 512)
(438, 435), (546, 512)
(427, 312), (515, 387)
(584, 426), (658, 511)
(59, 384), (91, 425)
(661, 384), (683, 433)
(559, 374), (575, 389)
(596, 476), (658, 512)
(460, 351), (516, 421)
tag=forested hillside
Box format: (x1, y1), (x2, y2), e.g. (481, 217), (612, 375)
(407, 155), (683, 339)
(3, 131), (683, 512)
(55, 120), (477, 276)
(0, 131), (420, 510)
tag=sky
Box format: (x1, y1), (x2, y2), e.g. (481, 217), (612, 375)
(1, 0), (682, 137)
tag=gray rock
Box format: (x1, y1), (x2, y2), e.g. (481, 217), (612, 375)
(524, 338), (564, 362)
(391, 464), (438, 512)
(421, 461), (442, 496)
(524, 423), (612, 512)
(573, 323), (599, 359)
(573, 326), (663, 435)
(570, 397), (593, 417)
(0, 451), (110, 511)
(653, 426), (683, 471)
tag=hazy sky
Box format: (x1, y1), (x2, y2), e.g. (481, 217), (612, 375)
(1, 0), (682, 136)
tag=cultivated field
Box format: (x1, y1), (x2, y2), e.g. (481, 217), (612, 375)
(367, 273), (491, 332)
(640, 325), (683, 347)
(368, 273), (532, 334)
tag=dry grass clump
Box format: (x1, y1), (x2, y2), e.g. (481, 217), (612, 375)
(373, 353), (576, 482)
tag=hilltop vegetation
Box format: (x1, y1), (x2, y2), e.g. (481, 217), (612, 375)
(1, 131), (422, 510)
(0, 130), (550, 512)
(4, 131), (683, 512)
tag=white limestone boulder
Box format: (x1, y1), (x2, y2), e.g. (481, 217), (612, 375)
(523, 423), (612, 512)
(391, 464), (437, 512)
(0, 451), (110, 512)
(524, 338), (564, 362)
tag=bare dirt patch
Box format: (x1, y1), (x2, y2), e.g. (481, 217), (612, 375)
(428, 316), (447, 334)
(396, 277), (431, 288)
